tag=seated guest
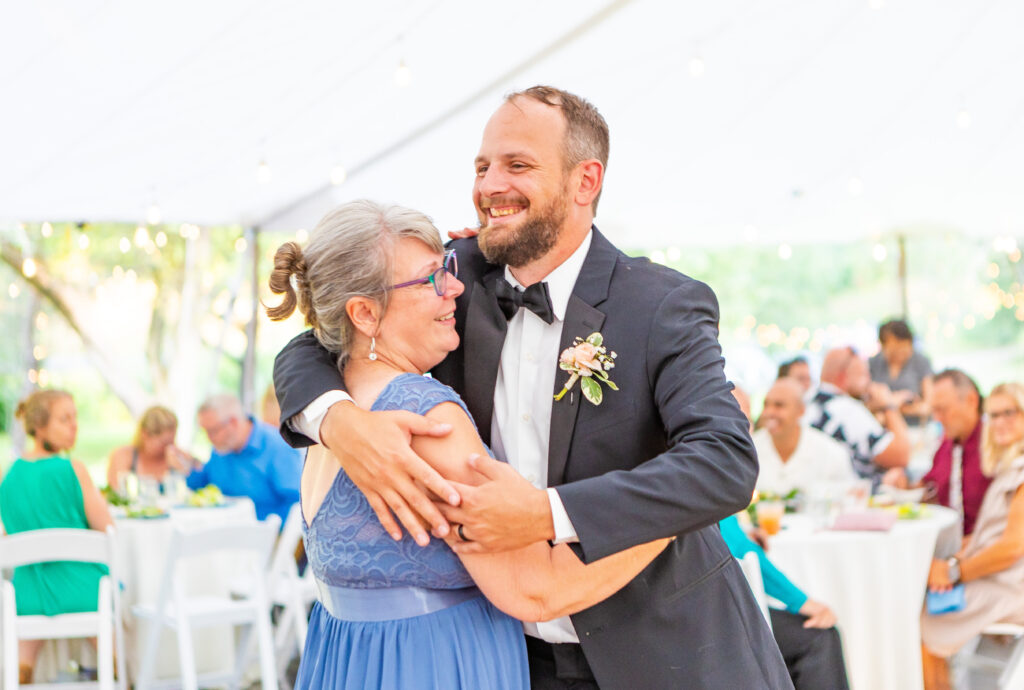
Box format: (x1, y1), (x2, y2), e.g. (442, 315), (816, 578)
(0, 390), (113, 685)
(868, 319), (933, 424)
(805, 346), (910, 485)
(720, 515), (849, 690)
(779, 356), (813, 395)
(106, 405), (192, 490)
(921, 382), (1024, 689)
(754, 378), (855, 495)
(188, 393), (302, 524)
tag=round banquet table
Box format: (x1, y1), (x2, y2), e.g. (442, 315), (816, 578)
(113, 498), (259, 684)
(768, 506), (959, 690)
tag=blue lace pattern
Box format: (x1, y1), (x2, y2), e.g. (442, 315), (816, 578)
(304, 373), (476, 590)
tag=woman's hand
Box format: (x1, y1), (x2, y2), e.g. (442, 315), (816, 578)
(928, 558), (954, 592)
(799, 599), (837, 628)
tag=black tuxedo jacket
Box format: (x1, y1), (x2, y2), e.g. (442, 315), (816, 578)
(274, 228), (792, 689)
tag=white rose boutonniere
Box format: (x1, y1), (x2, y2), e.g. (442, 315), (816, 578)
(554, 332), (618, 405)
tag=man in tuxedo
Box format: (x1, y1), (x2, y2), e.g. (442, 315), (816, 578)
(274, 86), (790, 688)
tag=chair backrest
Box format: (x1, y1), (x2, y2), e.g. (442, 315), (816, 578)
(268, 504), (304, 581)
(737, 552), (772, 631)
(0, 527), (116, 570)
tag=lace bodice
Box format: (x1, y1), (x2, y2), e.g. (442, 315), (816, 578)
(304, 373), (476, 590)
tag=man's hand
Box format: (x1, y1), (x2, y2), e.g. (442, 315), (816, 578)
(447, 227), (480, 241)
(881, 467), (908, 489)
(321, 402), (456, 546)
(799, 599), (837, 628)
(437, 454), (554, 554)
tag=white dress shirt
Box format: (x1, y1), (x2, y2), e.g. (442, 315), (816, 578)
(489, 231), (592, 644)
(753, 425), (857, 495)
(293, 232), (594, 644)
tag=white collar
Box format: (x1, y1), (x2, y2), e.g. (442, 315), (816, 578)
(504, 230), (593, 322)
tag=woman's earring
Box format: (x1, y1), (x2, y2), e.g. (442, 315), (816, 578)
(369, 336), (377, 361)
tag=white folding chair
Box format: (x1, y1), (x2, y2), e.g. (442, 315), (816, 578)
(958, 622), (1024, 689)
(132, 517), (280, 690)
(229, 505), (315, 687)
(0, 526), (127, 690)
(737, 552), (773, 632)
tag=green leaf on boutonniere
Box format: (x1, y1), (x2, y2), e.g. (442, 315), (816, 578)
(580, 376), (603, 405)
(586, 332), (603, 347)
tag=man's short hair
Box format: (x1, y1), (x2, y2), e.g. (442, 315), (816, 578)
(506, 85), (610, 213)
(933, 368), (983, 413)
(778, 356), (808, 380)
(198, 393), (244, 421)
(879, 319), (914, 343)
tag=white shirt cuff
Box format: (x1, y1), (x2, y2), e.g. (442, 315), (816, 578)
(289, 391), (353, 445)
(547, 488), (579, 544)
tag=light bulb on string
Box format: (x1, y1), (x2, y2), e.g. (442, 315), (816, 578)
(120, 237), (131, 253)
(956, 108), (971, 129)
(22, 258), (37, 278)
(134, 225), (150, 247)
(41, 222), (53, 238)
(155, 231), (167, 247)
(296, 228), (309, 243)
(394, 59), (412, 88)
(146, 202), (162, 226)
(330, 164), (347, 186)
(257, 159), (272, 184)
(778, 243), (792, 260)
(688, 55), (705, 78)
(872, 243), (887, 262)
(8, 283), (19, 298)
(77, 234), (90, 250)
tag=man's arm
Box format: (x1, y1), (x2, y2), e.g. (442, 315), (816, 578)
(272, 329), (459, 545)
(555, 280), (758, 562)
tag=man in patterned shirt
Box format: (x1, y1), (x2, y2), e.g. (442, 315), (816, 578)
(804, 346), (910, 485)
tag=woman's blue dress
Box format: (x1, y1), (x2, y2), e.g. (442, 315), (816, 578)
(296, 373), (529, 689)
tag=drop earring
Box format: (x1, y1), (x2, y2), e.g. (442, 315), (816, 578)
(369, 336), (377, 361)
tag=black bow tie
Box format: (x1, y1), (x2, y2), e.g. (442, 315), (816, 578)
(494, 277), (555, 324)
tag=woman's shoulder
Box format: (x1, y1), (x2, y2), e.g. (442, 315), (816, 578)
(108, 445), (132, 464)
(373, 373), (468, 416)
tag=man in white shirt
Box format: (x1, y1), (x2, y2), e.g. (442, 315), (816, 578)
(755, 377), (855, 495)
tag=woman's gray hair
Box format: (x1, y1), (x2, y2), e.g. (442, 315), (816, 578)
(267, 199), (443, 369)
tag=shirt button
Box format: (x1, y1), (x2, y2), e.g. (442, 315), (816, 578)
(521, 413), (531, 422)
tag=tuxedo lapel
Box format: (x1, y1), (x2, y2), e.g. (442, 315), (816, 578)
(547, 228), (618, 486)
(462, 267), (507, 445)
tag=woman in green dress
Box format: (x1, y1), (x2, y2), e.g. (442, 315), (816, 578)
(0, 389), (112, 684)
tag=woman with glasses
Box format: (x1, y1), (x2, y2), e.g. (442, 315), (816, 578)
(921, 382), (1024, 689)
(267, 200), (668, 689)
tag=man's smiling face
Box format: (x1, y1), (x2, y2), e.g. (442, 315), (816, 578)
(472, 97), (572, 267)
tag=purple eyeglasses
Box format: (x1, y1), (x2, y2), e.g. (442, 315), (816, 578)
(387, 249), (458, 297)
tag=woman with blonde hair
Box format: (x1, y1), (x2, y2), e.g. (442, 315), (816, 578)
(106, 405), (193, 490)
(0, 389), (113, 684)
(921, 382), (1024, 689)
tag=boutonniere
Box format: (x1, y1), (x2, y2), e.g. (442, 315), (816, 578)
(554, 332), (618, 405)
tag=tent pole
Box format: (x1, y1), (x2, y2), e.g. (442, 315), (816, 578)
(897, 233), (908, 319)
(241, 225), (259, 415)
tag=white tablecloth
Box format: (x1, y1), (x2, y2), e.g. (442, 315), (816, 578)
(114, 498), (258, 684)
(769, 506), (958, 690)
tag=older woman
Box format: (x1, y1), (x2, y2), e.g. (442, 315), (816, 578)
(921, 382), (1024, 689)
(267, 200), (668, 689)
(106, 405), (192, 490)
(0, 390), (113, 684)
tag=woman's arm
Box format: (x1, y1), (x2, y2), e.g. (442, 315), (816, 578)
(412, 402), (670, 622)
(72, 460), (114, 532)
(106, 446), (130, 489)
(959, 484), (1024, 582)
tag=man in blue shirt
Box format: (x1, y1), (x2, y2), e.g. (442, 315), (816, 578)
(188, 393), (302, 524)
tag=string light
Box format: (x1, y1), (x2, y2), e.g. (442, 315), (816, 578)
(33, 345), (46, 360)
(27, 369), (37, 384)
(257, 159), (272, 184)
(394, 59), (412, 87)
(956, 108), (971, 129)
(119, 237), (131, 253)
(650, 250), (666, 264)
(235, 237), (248, 253)
(688, 55), (705, 78)
(38, 369), (50, 387)
(330, 165), (347, 186)
(296, 229), (309, 243)
(112, 266), (124, 279)
(77, 233), (90, 250)
(8, 283), (19, 298)
(666, 246), (681, 261)
(155, 231), (167, 247)
(134, 225), (150, 247)
(22, 258), (37, 278)
(35, 312), (48, 329)
(778, 244), (792, 260)
(146, 203), (162, 226)
(963, 315), (976, 330)
(40, 222), (53, 238)
(872, 243), (887, 261)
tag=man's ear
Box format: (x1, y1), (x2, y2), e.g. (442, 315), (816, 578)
(346, 296), (381, 337)
(573, 159), (604, 207)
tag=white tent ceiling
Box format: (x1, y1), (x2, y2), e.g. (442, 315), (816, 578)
(3, 0), (1023, 248)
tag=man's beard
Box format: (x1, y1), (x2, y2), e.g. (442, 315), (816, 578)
(478, 193), (568, 268)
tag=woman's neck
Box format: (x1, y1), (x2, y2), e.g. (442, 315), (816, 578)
(23, 441), (64, 460)
(344, 356), (421, 409)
